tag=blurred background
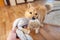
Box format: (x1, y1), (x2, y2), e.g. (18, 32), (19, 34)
(0, 0), (60, 40)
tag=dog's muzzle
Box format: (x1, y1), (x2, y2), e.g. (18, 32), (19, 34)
(32, 17), (35, 20)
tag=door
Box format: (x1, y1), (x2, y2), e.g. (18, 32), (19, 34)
(0, 0), (5, 6)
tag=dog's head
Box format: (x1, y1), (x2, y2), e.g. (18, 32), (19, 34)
(25, 3), (39, 20)
(25, 3), (52, 22)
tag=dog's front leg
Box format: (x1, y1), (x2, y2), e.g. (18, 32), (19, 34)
(35, 27), (40, 34)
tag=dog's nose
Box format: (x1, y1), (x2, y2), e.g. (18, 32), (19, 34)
(32, 17), (35, 20)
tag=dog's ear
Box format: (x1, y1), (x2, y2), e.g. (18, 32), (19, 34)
(27, 3), (33, 9)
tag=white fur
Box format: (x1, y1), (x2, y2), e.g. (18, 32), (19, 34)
(35, 28), (40, 34)
(28, 19), (41, 34)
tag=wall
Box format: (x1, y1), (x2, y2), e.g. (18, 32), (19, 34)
(9, 0), (16, 6)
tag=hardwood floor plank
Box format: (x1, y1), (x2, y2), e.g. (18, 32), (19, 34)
(40, 27), (56, 40)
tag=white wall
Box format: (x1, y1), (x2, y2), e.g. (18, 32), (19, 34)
(27, 0), (34, 2)
(9, 0), (16, 6)
(16, 0), (25, 3)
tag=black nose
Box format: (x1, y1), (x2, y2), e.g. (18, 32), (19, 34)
(32, 17), (35, 20)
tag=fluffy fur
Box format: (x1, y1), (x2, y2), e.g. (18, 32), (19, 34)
(28, 19), (43, 34)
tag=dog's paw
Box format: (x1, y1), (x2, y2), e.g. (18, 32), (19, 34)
(35, 29), (40, 34)
(40, 24), (44, 28)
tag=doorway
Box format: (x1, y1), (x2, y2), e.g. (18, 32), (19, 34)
(6, 0), (10, 5)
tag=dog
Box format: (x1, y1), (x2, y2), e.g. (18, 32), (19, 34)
(12, 2), (51, 40)
(12, 3), (41, 40)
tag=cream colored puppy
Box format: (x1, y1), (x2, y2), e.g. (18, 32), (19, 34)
(28, 19), (43, 34)
(12, 3), (40, 40)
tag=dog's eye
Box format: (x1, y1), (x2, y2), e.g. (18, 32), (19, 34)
(35, 13), (37, 15)
(30, 12), (32, 14)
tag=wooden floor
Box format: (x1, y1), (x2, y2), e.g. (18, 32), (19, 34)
(0, 3), (60, 40)
(0, 4), (27, 40)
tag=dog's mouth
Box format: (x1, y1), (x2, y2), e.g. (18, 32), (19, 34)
(32, 17), (38, 20)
